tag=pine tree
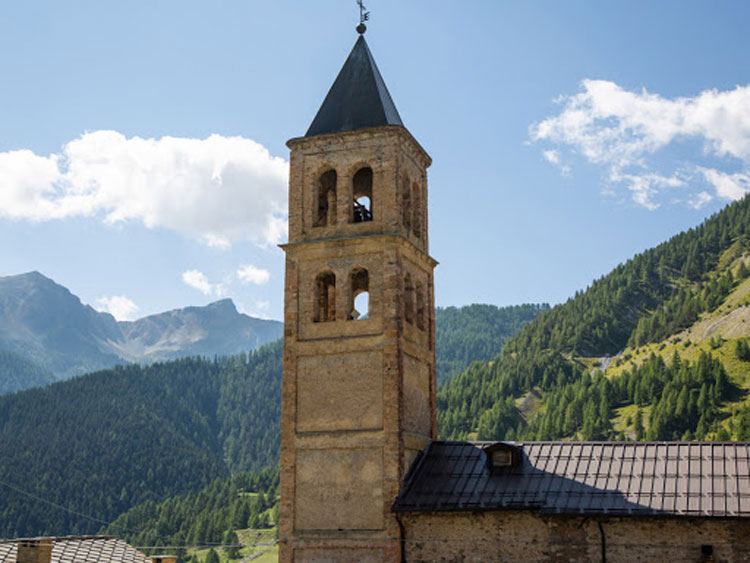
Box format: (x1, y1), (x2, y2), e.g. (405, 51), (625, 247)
(736, 339), (750, 361)
(231, 500), (250, 530)
(223, 530), (241, 559)
(675, 387), (688, 420)
(737, 260), (749, 280)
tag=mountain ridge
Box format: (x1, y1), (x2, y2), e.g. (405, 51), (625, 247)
(0, 272), (283, 392)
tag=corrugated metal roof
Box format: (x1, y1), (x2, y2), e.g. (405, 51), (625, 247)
(0, 536), (151, 562)
(392, 441), (750, 517)
(305, 35), (403, 137)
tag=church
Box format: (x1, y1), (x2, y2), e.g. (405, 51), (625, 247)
(278, 23), (750, 563)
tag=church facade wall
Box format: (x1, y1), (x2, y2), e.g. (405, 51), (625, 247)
(400, 511), (750, 562)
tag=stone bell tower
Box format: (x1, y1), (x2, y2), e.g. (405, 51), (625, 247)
(278, 28), (437, 563)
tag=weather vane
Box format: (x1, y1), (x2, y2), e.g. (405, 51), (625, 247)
(356, 0), (370, 34)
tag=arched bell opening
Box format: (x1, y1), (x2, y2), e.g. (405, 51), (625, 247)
(314, 271), (336, 322)
(349, 268), (370, 320)
(315, 169), (337, 227)
(352, 167), (373, 223)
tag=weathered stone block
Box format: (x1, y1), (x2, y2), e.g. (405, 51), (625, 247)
(293, 548), (385, 563)
(403, 353), (431, 436)
(295, 447), (384, 530)
(297, 351), (383, 432)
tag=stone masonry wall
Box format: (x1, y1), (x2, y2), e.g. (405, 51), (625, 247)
(279, 126), (436, 563)
(401, 511), (750, 562)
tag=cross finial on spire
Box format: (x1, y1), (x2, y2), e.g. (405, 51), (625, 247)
(356, 0), (369, 34)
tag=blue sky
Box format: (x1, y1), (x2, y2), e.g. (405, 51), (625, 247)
(2, 1), (750, 321)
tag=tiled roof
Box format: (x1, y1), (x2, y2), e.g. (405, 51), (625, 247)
(305, 35), (403, 137)
(392, 441), (750, 517)
(0, 536), (151, 562)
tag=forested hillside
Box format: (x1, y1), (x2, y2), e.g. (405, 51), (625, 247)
(9, 192), (750, 546)
(0, 342), (281, 538)
(439, 194), (750, 442)
(0, 297), (538, 540)
(0, 350), (55, 395)
(103, 467), (279, 562)
(434, 303), (548, 384)
(6, 190), (750, 542)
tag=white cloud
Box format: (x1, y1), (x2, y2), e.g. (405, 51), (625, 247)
(609, 171), (685, 211)
(701, 168), (750, 201)
(531, 80), (750, 209)
(182, 269), (213, 295)
(689, 191), (713, 210)
(182, 265), (272, 299)
(235, 299), (272, 320)
(0, 131), (288, 247)
(543, 150), (560, 164)
(96, 295), (139, 321)
(236, 264), (271, 285)
(542, 149), (571, 176)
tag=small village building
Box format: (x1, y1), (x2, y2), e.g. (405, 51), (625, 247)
(279, 22), (750, 563)
(0, 536), (173, 563)
(394, 441), (750, 561)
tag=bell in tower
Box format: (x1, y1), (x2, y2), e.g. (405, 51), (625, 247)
(279, 20), (437, 563)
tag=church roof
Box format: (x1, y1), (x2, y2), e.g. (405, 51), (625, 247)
(392, 441), (750, 518)
(305, 35), (403, 137)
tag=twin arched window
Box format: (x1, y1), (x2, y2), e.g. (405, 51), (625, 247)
(314, 167), (373, 228)
(313, 268), (370, 323)
(314, 167), (423, 236)
(314, 268), (425, 329)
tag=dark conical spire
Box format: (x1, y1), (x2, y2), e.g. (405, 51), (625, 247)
(305, 36), (403, 137)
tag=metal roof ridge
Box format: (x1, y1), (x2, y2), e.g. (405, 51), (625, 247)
(0, 535), (116, 543)
(464, 440), (750, 446)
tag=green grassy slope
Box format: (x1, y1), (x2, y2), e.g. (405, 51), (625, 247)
(438, 195), (750, 443)
(600, 255), (750, 440)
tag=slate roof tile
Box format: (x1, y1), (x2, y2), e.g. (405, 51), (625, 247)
(392, 441), (750, 517)
(305, 35), (403, 137)
(0, 536), (151, 562)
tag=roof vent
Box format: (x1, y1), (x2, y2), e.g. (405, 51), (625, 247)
(484, 443), (521, 473)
